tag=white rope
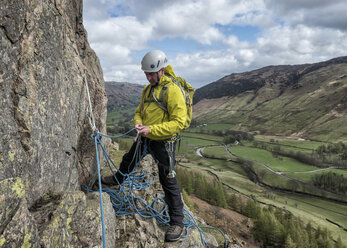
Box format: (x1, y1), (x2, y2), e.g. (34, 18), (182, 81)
(84, 73), (97, 131)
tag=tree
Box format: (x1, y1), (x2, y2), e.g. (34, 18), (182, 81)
(223, 135), (236, 144)
(336, 236), (345, 248)
(245, 199), (260, 219)
(181, 189), (194, 211)
(227, 193), (237, 210)
(284, 235), (296, 248)
(252, 209), (285, 247)
(214, 181), (227, 208)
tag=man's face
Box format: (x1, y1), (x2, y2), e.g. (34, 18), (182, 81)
(145, 69), (164, 86)
(145, 72), (158, 86)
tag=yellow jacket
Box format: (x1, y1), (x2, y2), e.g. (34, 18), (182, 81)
(134, 65), (187, 140)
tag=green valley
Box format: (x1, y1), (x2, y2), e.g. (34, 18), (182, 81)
(105, 56), (347, 247)
(177, 131), (347, 246)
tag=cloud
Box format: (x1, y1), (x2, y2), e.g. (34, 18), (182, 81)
(265, 0), (347, 30)
(256, 24), (347, 63)
(83, 0), (120, 20)
(84, 16), (153, 67)
(83, 0), (347, 89)
(103, 64), (145, 84)
(174, 23), (347, 88)
(86, 16), (152, 49)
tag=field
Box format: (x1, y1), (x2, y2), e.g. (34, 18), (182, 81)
(106, 106), (137, 127)
(229, 146), (318, 172)
(243, 136), (327, 154)
(177, 132), (347, 243)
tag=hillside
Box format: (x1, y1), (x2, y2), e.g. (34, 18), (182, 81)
(193, 56), (347, 142)
(105, 81), (143, 132)
(105, 81), (143, 111)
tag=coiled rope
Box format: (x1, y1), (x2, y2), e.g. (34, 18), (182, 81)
(83, 74), (227, 248)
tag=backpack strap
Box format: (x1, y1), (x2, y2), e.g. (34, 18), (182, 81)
(140, 84), (170, 119)
(140, 84), (151, 118)
(166, 74), (185, 98)
(151, 86), (168, 112)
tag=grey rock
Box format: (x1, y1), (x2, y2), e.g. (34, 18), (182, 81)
(37, 191), (116, 248)
(0, 0), (106, 205)
(0, 178), (40, 247)
(0, 178), (116, 248)
(0, 0), (108, 247)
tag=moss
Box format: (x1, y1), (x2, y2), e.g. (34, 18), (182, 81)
(49, 215), (61, 230)
(8, 151), (15, 162)
(66, 217), (72, 229)
(190, 229), (201, 243)
(12, 179), (25, 198)
(66, 205), (75, 215)
(0, 153), (4, 167)
(21, 231), (32, 248)
(0, 238), (6, 246)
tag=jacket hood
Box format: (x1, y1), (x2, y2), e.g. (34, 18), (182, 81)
(164, 64), (176, 79)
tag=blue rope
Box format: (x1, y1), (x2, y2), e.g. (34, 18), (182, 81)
(93, 132), (107, 248)
(83, 129), (228, 248)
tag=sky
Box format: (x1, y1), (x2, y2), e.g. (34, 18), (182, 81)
(83, 0), (347, 88)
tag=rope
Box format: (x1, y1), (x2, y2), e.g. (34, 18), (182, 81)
(83, 73), (106, 247)
(84, 73), (97, 131)
(93, 132), (107, 248)
(82, 129), (228, 248)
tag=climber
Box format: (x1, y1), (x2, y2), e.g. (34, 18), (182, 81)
(101, 50), (187, 242)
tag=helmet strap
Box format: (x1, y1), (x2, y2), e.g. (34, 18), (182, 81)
(156, 72), (160, 84)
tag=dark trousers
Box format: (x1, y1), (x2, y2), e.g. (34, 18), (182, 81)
(115, 137), (184, 227)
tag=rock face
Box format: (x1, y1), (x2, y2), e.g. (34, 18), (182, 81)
(0, 0), (106, 204)
(0, 0), (112, 247)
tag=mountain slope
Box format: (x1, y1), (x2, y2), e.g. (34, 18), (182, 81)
(105, 81), (144, 130)
(105, 81), (143, 111)
(193, 56), (347, 142)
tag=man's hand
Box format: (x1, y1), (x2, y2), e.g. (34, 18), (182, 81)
(136, 124), (150, 137)
(135, 123), (143, 129)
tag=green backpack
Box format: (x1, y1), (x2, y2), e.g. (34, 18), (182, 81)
(145, 75), (195, 130)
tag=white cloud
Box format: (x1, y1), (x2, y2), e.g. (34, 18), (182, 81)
(86, 16), (152, 49)
(83, 0), (123, 20)
(83, 0), (347, 88)
(170, 50), (239, 87)
(103, 64), (145, 84)
(84, 16), (153, 68)
(264, 0), (347, 30)
(256, 24), (347, 63)
(173, 23), (347, 88)
(224, 35), (251, 49)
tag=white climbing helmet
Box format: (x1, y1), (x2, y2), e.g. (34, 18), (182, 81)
(141, 50), (168, 72)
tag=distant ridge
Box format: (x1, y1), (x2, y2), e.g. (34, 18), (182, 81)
(193, 56), (347, 142)
(194, 56), (347, 104)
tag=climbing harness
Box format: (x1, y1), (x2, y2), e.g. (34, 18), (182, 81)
(82, 73), (227, 248)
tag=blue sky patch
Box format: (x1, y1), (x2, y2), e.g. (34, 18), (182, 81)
(216, 24), (261, 42)
(147, 37), (214, 56)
